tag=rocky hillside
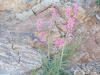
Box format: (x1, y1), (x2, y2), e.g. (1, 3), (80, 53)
(0, 0), (100, 75)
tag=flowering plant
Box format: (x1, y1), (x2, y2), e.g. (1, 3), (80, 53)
(54, 37), (64, 49)
(32, 3), (79, 75)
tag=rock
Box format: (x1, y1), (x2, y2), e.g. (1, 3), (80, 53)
(76, 6), (87, 23)
(48, 30), (61, 45)
(74, 70), (81, 75)
(93, 5), (100, 11)
(55, 17), (66, 25)
(15, 6), (56, 35)
(96, 14), (100, 21)
(89, 23), (100, 36)
(79, 53), (90, 62)
(16, 9), (33, 21)
(72, 0), (92, 6)
(83, 17), (90, 22)
(0, 23), (42, 75)
(85, 17), (97, 27)
(55, 3), (73, 19)
(31, 2), (52, 15)
(0, 11), (21, 26)
(85, 37), (100, 59)
(47, 29), (61, 45)
(95, 31), (100, 46)
(33, 25), (61, 45)
(25, 31), (56, 56)
(73, 25), (87, 37)
(80, 70), (85, 75)
(90, 72), (98, 75)
(15, 15), (37, 32)
(12, 44), (21, 50)
(0, 0), (37, 11)
(68, 55), (79, 63)
(85, 70), (90, 75)
(56, 24), (64, 32)
(95, 38), (100, 46)
(74, 70), (85, 75)
(55, 2), (67, 19)
(79, 44), (87, 51)
(0, 44), (42, 75)
(36, 8), (52, 21)
(94, 29), (100, 38)
(44, 0), (60, 3)
(78, 6), (86, 13)
(33, 29), (50, 42)
(26, 40), (47, 51)
(72, 0), (84, 5)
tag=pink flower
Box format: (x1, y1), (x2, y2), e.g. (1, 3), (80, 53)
(73, 3), (78, 18)
(40, 37), (44, 42)
(54, 37), (64, 49)
(40, 31), (45, 36)
(51, 8), (56, 19)
(65, 6), (71, 16)
(36, 18), (42, 31)
(48, 26), (52, 28)
(49, 8), (57, 27)
(73, 3), (78, 10)
(33, 39), (38, 42)
(67, 17), (75, 31)
(66, 17), (75, 38)
(37, 18), (42, 25)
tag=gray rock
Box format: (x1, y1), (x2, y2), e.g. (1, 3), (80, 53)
(96, 14), (100, 21)
(0, 44), (42, 75)
(0, 17), (42, 75)
(72, 0), (92, 6)
(16, 9), (33, 21)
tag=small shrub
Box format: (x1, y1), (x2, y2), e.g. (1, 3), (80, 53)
(97, 0), (100, 7)
(35, 45), (74, 75)
(31, 43), (79, 75)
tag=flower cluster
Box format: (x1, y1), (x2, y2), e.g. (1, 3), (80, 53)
(36, 18), (42, 31)
(49, 8), (56, 28)
(34, 3), (78, 49)
(65, 6), (71, 16)
(67, 17), (75, 32)
(34, 18), (45, 42)
(73, 3), (78, 18)
(62, 3), (78, 38)
(51, 8), (56, 20)
(54, 37), (64, 49)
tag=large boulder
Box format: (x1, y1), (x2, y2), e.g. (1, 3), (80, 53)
(0, 0), (39, 11)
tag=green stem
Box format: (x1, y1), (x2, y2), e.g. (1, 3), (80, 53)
(47, 29), (51, 59)
(60, 44), (65, 68)
(57, 44), (65, 75)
